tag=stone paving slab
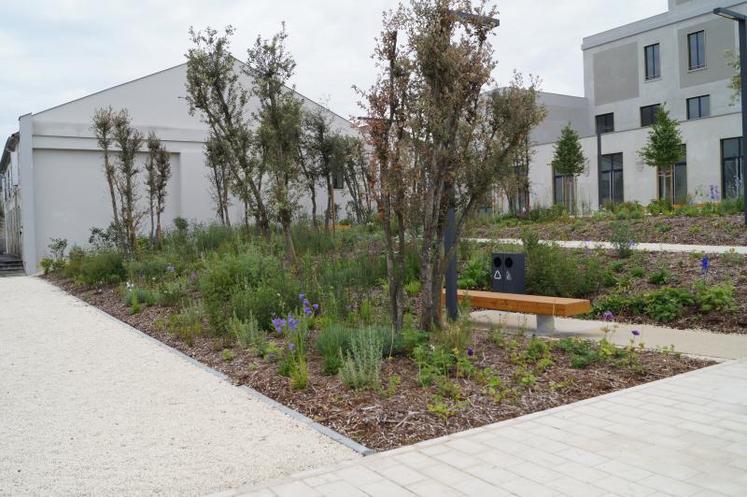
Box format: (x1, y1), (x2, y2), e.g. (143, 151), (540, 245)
(470, 310), (747, 361)
(0, 277), (358, 497)
(225, 360), (747, 497)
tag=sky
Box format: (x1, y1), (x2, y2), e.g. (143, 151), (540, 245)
(0, 0), (669, 140)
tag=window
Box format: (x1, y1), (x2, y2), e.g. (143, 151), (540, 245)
(722, 137), (743, 200)
(640, 104), (660, 127)
(553, 170), (575, 211)
(644, 43), (661, 80)
(599, 153), (624, 207)
(332, 169), (344, 190)
(658, 145), (687, 204)
(688, 31), (705, 70)
(595, 113), (615, 134)
(687, 95), (710, 120)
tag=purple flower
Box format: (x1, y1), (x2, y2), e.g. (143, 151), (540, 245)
(271, 317), (286, 334)
(312, 303), (319, 311)
(467, 347), (474, 357)
(632, 330), (640, 337)
(287, 342), (296, 351)
(602, 311), (614, 322)
(701, 256), (710, 275)
(299, 293), (306, 303)
(287, 314), (299, 332)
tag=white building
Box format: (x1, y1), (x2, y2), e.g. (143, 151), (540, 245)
(0, 62), (358, 274)
(527, 0), (746, 213)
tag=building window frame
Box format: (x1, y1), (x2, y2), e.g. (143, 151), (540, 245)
(721, 137), (743, 200)
(595, 113), (615, 134)
(644, 43), (661, 80)
(599, 152), (624, 207)
(657, 145), (687, 205)
(640, 104), (661, 127)
(688, 30), (706, 71)
(686, 95), (710, 120)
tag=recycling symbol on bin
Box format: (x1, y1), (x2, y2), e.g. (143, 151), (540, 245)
(493, 257), (513, 281)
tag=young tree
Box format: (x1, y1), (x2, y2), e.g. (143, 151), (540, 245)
(361, 1), (545, 331)
(144, 133), (171, 246)
(297, 132), (320, 229)
(638, 107), (684, 205)
(340, 135), (375, 223)
(204, 133), (232, 226)
(303, 109), (340, 232)
(550, 124), (586, 213)
(246, 25), (304, 261)
(185, 26), (270, 234)
(91, 107), (120, 234)
(112, 110), (144, 255)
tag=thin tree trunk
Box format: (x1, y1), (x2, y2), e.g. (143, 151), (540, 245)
(324, 175), (333, 232)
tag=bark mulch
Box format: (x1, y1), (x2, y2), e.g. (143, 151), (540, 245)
(472, 214), (747, 246)
(50, 276), (713, 452)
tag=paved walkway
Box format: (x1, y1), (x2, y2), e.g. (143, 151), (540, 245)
(470, 238), (747, 254)
(471, 311), (747, 361)
(223, 360), (747, 497)
(0, 277), (358, 497)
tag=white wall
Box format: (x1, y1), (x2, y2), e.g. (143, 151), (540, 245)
(17, 62), (358, 273)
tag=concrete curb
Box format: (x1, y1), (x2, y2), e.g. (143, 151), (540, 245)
(468, 237), (747, 254)
(39, 277), (375, 457)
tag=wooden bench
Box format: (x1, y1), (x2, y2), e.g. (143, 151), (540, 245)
(444, 289), (591, 334)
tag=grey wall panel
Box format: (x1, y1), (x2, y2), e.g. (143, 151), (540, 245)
(679, 18), (736, 88)
(593, 43), (640, 105)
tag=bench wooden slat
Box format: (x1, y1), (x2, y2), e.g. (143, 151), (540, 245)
(444, 289), (591, 317)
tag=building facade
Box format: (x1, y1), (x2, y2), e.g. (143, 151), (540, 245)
(0, 62), (357, 274)
(527, 0), (746, 212)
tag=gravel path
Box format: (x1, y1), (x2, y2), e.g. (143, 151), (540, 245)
(0, 276), (357, 497)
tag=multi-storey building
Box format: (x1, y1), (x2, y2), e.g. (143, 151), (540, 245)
(526, 0), (746, 212)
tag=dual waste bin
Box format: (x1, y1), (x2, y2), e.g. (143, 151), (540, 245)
(490, 252), (525, 294)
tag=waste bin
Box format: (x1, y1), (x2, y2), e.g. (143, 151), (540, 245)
(491, 252), (526, 294)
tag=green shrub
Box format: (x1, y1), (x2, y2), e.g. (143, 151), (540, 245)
(166, 303), (203, 346)
(77, 250), (126, 286)
(156, 278), (188, 307)
(316, 323), (353, 375)
(526, 204), (567, 223)
(229, 313), (267, 355)
(609, 221), (636, 259)
(523, 232), (604, 298)
(289, 356), (309, 390)
(126, 256), (174, 280)
(404, 279), (422, 296)
(647, 267), (671, 285)
(592, 292), (646, 317)
(647, 198), (673, 216)
(339, 327), (384, 389)
(64, 246), (86, 278)
(644, 287), (694, 323)
(630, 266), (646, 279)
(457, 257), (489, 290)
(695, 282), (737, 313)
(124, 285), (156, 311)
(195, 223), (236, 253)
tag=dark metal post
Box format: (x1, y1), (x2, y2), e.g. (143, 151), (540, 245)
(739, 18), (747, 225)
(445, 193), (458, 321)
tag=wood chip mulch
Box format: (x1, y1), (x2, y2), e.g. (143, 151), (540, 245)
(50, 276), (713, 452)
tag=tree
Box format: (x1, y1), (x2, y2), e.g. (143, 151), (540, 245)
(246, 25), (304, 261)
(185, 26), (270, 234)
(340, 135), (375, 223)
(638, 107), (684, 205)
(112, 110), (144, 255)
(204, 133), (232, 226)
(303, 109), (341, 232)
(550, 124), (586, 213)
(145, 132), (171, 246)
(91, 107), (120, 237)
(361, 1), (545, 331)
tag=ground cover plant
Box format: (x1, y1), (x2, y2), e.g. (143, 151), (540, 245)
(46, 221), (713, 450)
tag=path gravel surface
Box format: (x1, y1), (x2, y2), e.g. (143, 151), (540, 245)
(0, 277), (357, 497)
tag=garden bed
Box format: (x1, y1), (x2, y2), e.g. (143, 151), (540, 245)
(49, 275), (711, 451)
(470, 213), (747, 246)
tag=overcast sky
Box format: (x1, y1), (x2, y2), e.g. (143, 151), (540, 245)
(0, 0), (669, 140)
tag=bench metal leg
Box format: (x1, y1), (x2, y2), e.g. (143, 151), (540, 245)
(536, 315), (555, 336)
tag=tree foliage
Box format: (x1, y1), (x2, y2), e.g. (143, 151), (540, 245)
(360, 0), (545, 331)
(551, 124), (586, 177)
(145, 132), (172, 246)
(638, 107), (684, 171)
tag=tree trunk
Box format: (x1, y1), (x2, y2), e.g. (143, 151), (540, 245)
(324, 175), (333, 232)
(310, 185), (318, 229)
